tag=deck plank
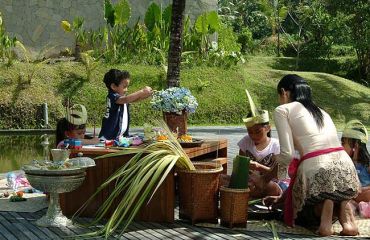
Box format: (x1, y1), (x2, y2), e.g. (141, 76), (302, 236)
(0, 212), (34, 240)
(169, 222), (219, 240)
(131, 222), (167, 240)
(8, 212), (54, 240)
(139, 222), (188, 240)
(0, 209), (367, 240)
(0, 219), (18, 240)
(17, 212), (61, 239)
(145, 222), (189, 240)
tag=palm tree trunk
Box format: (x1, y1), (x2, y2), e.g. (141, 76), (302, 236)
(166, 0), (186, 88)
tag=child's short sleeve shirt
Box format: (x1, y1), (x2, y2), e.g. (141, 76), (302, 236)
(99, 91), (130, 140)
(355, 163), (370, 187)
(237, 135), (280, 160)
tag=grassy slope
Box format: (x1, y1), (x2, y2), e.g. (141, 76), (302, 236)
(0, 57), (369, 129)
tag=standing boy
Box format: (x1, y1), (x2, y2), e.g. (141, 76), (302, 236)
(99, 69), (152, 140)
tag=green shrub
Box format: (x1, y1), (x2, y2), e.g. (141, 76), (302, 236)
(329, 45), (356, 57)
(237, 27), (253, 54)
(217, 24), (241, 52)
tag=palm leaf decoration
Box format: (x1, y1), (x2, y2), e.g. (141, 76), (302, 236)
(72, 120), (195, 239)
(245, 89), (257, 117)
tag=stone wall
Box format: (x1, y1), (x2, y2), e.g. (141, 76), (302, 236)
(0, 0), (217, 55)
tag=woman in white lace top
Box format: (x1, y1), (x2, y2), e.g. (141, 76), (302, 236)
(271, 74), (360, 236)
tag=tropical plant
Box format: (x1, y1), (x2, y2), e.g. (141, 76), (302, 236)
(145, 2), (172, 52)
(73, 120), (195, 239)
(0, 12), (18, 67)
(194, 11), (221, 54)
(217, 23), (241, 52)
(61, 17), (87, 58)
(218, 0), (270, 39)
(15, 42), (53, 84)
(103, 0), (132, 62)
(237, 27), (254, 53)
(259, 0), (288, 56)
(80, 50), (99, 82)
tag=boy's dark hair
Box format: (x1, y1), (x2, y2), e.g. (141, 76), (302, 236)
(55, 118), (86, 146)
(103, 69), (130, 91)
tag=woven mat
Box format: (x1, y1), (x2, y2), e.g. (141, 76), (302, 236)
(0, 179), (48, 213)
(196, 218), (370, 237)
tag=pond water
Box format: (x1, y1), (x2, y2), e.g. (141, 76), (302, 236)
(0, 134), (56, 173)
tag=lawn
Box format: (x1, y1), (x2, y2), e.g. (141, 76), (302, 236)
(0, 56), (369, 129)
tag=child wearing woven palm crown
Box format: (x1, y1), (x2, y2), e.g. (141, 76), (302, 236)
(238, 90), (284, 199)
(341, 120), (370, 203)
(220, 90), (285, 199)
(56, 104), (99, 148)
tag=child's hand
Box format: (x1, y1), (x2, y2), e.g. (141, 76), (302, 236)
(262, 196), (282, 210)
(141, 86), (152, 98)
(262, 163), (278, 182)
(250, 160), (270, 172)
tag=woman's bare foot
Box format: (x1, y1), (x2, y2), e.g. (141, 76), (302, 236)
(318, 199), (334, 236)
(339, 201), (359, 236)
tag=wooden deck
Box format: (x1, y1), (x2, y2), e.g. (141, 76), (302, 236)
(0, 207), (366, 240)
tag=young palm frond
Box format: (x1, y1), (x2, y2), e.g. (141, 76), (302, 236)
(72, 120), (195, 239)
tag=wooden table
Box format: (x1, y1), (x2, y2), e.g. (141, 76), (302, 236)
(60, 139), (227, 223)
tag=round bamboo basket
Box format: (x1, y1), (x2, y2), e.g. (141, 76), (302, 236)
(220, 186), (250, 228)
(178, 162), (223, 224)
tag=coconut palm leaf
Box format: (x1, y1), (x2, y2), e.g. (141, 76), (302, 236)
(72, 120), (195, 239)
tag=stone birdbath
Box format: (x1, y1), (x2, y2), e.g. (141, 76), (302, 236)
(22, 149), (95, 227)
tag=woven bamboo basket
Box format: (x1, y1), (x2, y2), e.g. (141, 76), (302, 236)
(220, 186), (250, 228)
(178, 162), (223, 224)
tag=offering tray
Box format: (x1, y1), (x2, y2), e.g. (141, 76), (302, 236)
(179, 138), (204, 148)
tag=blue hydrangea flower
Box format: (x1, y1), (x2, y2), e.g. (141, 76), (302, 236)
(150, 87), (198, 114)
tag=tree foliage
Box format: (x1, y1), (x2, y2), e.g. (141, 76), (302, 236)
(325, 0), (369, 84)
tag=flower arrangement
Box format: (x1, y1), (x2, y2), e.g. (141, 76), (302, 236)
(151, 87), (198, 114)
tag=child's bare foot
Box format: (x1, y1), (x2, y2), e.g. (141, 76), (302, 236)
(318, 199), (334, 236)
(339, 201), (359, 236)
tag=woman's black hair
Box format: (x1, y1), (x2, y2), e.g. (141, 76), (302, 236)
(343, 138), (370, 167)
(103, 69), (130, 91)
(277, 74), (324, 128)
(55, 118), (86, 146)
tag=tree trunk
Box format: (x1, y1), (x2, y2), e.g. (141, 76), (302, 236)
(166, 0), (186, 88)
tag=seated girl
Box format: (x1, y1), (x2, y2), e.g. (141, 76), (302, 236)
(221, 90), (286, 200)
(238, 109), (283, 199)
(56, 104), (99, 148)
(341, 120), (370, 203)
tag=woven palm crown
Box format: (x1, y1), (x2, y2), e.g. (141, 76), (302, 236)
(66, 104), (87, 125)
(342, 120), (368, 144)
(242, 89), (269, 128)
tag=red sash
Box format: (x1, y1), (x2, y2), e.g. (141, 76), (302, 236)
(284, 147), (344, 226)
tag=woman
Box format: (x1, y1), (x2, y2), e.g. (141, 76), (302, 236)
(270, 74), (360, 236)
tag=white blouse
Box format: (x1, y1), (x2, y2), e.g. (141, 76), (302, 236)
(274, 101), (341, 179)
